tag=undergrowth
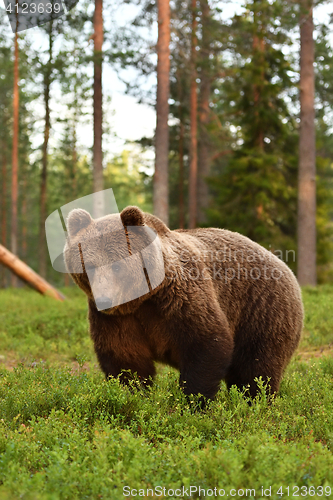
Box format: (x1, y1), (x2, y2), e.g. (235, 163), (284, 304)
(0, 286), (332, 499)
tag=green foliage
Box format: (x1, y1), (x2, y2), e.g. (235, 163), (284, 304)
(301, 285), (333, 347)
(104, 151), (153, 213)
(205, 0), (333, 279)
(315, 21), (333, 280)
(0, 288), (92, 363)
(207, 0), (299, 257)
(0, 358), (333, 498)
(316, 155), (333, 282)
(207, 148), (297, 252)
(0, 3), (154, 289)
(0, 287), (333, 497)
(1, 0), (333, 287)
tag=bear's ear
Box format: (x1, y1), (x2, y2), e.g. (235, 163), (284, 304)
(120, 206), (144, 227)
(67, 209), (93, 237)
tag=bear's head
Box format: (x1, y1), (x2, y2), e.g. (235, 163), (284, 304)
(64, 206), (165, 313)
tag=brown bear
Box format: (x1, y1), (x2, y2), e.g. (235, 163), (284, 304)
(64, 206), (303, 400)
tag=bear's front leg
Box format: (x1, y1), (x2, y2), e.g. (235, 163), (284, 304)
(176, 307), (234, 400)
(88, 300), (156, 387)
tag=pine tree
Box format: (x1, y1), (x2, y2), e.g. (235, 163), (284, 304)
(188, 0), (198, 229)
(0, 26), (13, 287)
(168, 0), (230, 228)
(207, 0), (298, 253)
(297, 0), (316, 286)
(93, 0), (104, 217)
(154, 0), (171, 225)
(11, 30), (19, 286)
(38, 22), (54, 279)
(197, 0), (211, 225)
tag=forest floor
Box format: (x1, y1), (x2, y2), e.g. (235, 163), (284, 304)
(0, 286), (333, 499)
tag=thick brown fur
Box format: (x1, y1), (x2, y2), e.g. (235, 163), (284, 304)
(64, 206), (304, 400)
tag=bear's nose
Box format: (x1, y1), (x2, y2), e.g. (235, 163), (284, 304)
(95, 296), (113, 310)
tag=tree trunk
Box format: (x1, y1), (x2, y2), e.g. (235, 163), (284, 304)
(72, 122), (77, 197)
(71, 44), (79, 199)
(153, 0), (170, 225)
(297, 2), (316, 286)
(39, 23), (53, 279)
(11, 31), (19, 287)
(1, 145), (7, 287)
(253, 17), (265, 151)
(21, 166), (27, 260)
(177, 68), (185, 229)
(93, 0), (104, 217)
(178, 119), (185, 230)
(65, 112), (78, 288)
(197, 0), (211, 225)
(197, 80), (210, 225)
(0, 244), (65, 301)
(188, 0), (198, 229)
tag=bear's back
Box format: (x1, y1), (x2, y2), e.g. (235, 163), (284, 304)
(173, 226), (303, 338)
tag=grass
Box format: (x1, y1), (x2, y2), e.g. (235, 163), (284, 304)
(301, 285), (333, 348)
(0, 287), (94, 366)
(0, 285), (333, 499)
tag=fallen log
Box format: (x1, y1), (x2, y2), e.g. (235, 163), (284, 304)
(0, 244), (65, 301)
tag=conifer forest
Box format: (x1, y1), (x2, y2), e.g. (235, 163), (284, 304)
(1, 0), (333, 287)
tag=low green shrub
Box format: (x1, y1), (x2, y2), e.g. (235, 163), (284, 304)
(0, 287), (332, 498)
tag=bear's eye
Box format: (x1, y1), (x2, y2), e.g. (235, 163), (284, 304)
(112, 263), (123, 274)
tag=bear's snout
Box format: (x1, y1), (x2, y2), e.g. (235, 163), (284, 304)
(95, 296), (113, 311)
